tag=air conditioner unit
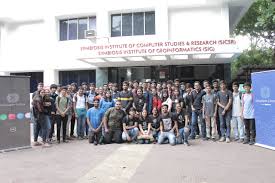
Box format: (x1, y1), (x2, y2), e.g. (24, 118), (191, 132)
(85, 29), (97, 38)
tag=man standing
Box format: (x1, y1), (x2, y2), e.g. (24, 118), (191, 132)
(232, 82), (245, 142)
(86, 98), (104, 145)
(87, 83), (97, 109)
(49, 84), (58, 142)
(117, 81), (133, 113)
(217, 81), (233, 143)
(189, 81), (206, 140)
(32, 82), (44, 99)
(74, 87), (88, 139)
(55, 87), (70, 143)
(103, 100), (126, 144)
(158, 104), (177, 146)
(212, 79), (221, 138)
(202, 85), (218, 141)
(242, 82), (256, 145)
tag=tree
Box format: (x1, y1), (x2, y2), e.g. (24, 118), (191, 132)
(234, 0), (275, 52)
(232, 0), (275, 78)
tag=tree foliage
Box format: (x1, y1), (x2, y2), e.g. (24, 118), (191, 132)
(232, 0), (275, 78)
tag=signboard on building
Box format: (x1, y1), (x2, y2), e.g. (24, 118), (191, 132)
(80, 39), (240, 58)
(252, 70), (275, 150)
(0, 76), (31, 151)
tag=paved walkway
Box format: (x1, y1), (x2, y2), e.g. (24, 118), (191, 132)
(0, 139), (274, 183)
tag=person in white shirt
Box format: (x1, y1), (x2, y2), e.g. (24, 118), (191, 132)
(241, 82), (256, 145)
(231, 82), (245, 142)
(73, 87), (88, 139)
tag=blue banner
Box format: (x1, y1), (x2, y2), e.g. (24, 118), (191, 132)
(252, 70), (275, 150)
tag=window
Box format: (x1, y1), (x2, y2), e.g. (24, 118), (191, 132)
(78, 18), (88, 39)
(111, 11), (155, 37)
(145, 11), (155, 35)
(111, 14), (121, 37)
(59, 16), (96, 41)
(59, 20), (68, 41)
(68, 19), (77, 40)
(122, 13), (132, 36)
(133, 12), (144, 35)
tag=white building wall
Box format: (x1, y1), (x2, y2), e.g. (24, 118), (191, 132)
(0, 0), (250, 84)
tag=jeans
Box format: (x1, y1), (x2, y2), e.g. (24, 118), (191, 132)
(122, 127), (139, 141)
(158, 132), (176, 146)
(190, 110), (206, 138)
(56, 115), (68, 141)
(76, 113), (86, 138)
(33, 114), (42, 142)
(243, 118), (256, 141)
(152, 130), (160, 141)
(219, 112), (231, 138)
(231, 116), (245, 139)
(176, 127), (190, 144)
(41, 115), (51, 142)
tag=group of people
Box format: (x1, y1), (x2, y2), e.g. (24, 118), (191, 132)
(31, 78), (256, 147)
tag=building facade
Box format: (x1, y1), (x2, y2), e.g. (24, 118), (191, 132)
(0, 0), (253, 91)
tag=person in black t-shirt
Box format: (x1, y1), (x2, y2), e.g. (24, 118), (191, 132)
(137, 109), (153, 144)
(133, 87), (147, 113)
(122, 107), (139, 143)
(149, 107), (161, 143)
(172, 103), (190, 146)
(190, 81), (206, 140)
(158, 104), (177, 146)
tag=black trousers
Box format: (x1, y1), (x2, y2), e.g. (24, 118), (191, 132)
(70, 114), (76, 136)
(88, 131), (102, 143)
(104, 130), (122, 144)
(56, 115), (68, 141)
(244, 118), (256, 141)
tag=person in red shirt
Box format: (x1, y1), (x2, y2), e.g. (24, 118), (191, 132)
(151, 88), (162, 112)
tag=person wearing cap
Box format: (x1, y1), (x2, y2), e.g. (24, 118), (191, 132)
(158, 104), (177, 146)
(86, 98), (104, 145)
(241, 82), (255, 145)
(122, 107), (139, 143)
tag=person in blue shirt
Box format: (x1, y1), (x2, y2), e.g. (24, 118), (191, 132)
(87, 98), (105, 145)
(100, 90), (115, 113)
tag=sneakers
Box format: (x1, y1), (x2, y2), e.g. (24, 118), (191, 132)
(93, 141), (98, 146)
(195, 135), (200, 139)
(238, 139), (244, 143)
(243, 139), (249, 144)
(249, 140), (255, 145)
(226, 138), (230, 143)
(219, 137), (225, 142)
(234, 138), (240, 142)
(184, 141), (190, 146)
(33, 142), (42, 146)
(42, 143), (51, 148)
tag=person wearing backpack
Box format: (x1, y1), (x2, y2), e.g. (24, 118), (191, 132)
(74, 87), (88, 139)
(55, 86), (70, 143)
(241, 82), (256, 145)
(231, 82), (245, 142)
